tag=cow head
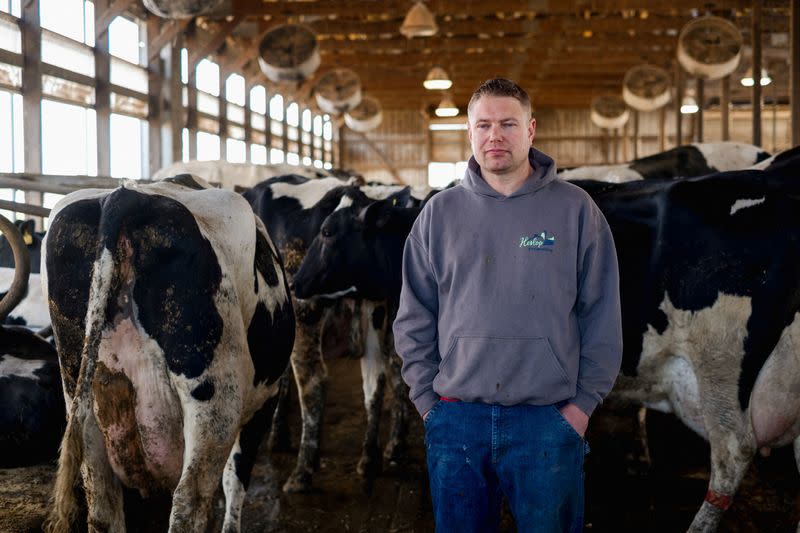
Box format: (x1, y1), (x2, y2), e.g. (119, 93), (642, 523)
(293, 188), (415, 302)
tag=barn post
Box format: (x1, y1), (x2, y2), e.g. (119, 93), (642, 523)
(147, 15), (163, 177)
(791, 0), (800, 146)
(696, 77), (704, 143)
(675, 64), (684, 146)
(721, 75), (730, 141)
(94, 0), (111, 177)
(21, 0), (43, 226)
(752, 0), (763, 147)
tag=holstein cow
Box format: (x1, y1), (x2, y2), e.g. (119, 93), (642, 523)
(293, 151), (800, 532)
(242, 176), (411, 492)
(43, 174), (295, 533)
(151, 160), (338, 190)
(0, 219), (45, 273)
(0, 215), (64, 466)
(559, 141), (770, 182)
(0, 219), (49, 329)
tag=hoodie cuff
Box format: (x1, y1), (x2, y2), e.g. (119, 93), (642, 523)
(571, 388), (600, 417)
(412, 389), (440, 418)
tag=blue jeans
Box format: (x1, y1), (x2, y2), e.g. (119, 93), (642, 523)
(424, 400), (588, 533)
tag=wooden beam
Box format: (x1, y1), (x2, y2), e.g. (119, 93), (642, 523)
(675, 64), (683, 146)
(0, 200), (50, 218)
(21, 0), (42, 178)
(696, 77), (704, 143)
(187, 15), (243, 72)
(791, 0), (800, 146)
(95, 0), (111, 177)
(148, 19), (192, 62)
(752, 0), (762, 146)
(95, 0), (137, 40)
(230, 0), (751, 18)
(169, 35), (184, 163)
(148, 15), (163, 177)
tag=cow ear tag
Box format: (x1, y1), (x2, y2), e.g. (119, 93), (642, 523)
(23, 233), (33, 246)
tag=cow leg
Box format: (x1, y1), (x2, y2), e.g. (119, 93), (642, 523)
(357, 346), (386, 490)
(636, 407), (653, 466)
(383, 347), (409, 467)
(169, 397), (240, 532)
(81, 413), (125, 533)
(266, 369), (292, 453)
(283, 315), (327, 493)
(687, 431), (754, 533)
(222, 395), (279, 533)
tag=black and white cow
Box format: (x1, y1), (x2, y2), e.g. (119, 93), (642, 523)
(242, 175), (411, 492)
(559, 141), (770, 182)
(43, 175), (295, 533)
(293, 151), (800, 532)
(0, 215), (64, 467)
(0, 219), (48, 329)
(0, 219), (44, 273)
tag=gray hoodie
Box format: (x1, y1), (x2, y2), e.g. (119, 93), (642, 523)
(393, 147), (623, 418)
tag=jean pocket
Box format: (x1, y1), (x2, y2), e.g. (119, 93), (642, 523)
(550, 405), (585, 442)
(423, 399), (443, 428)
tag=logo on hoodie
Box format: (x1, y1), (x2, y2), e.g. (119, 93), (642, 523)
(519, 231), (555, 251)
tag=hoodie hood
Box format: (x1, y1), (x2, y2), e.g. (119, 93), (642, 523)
(461, 147), (558, 199)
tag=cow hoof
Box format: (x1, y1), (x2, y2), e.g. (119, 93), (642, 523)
(282, 472), (312, 493)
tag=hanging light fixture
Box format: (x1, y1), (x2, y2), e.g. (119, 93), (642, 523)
(740, 67), (772, 87)
(680, 95), (699, 114)
(400, 1), (438, 38)
(423, 66), (452, 90)
(435, 95), (459, 117)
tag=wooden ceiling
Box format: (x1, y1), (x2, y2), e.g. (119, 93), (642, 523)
(132, 0), (795, 113)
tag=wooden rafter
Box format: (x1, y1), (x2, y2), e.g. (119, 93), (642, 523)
(95, 0), (137, 39)
(148, 19), (192, 62)
(187, 15), (244, 71)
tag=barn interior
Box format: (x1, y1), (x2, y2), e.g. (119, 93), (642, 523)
(0, 0), (798, 206)
(0, 1), (800, 532)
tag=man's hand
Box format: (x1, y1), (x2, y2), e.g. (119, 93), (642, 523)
(558, 403), (589, 437)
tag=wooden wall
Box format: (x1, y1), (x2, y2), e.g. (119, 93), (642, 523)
(342, 106), (793, 184)
(341, 110), (430, 187)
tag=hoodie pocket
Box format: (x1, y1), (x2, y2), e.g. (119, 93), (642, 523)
(435, 336), (572, 405)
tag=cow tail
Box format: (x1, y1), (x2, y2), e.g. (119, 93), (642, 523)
(46, 191), (131, 533)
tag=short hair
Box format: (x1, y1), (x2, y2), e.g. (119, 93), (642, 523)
(467, 78), (532, 119)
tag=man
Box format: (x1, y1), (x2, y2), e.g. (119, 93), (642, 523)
(393, 78), (623, 532)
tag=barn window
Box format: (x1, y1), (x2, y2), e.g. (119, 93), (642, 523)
(226, 138), (246, 163)
(302, 109), (312, 132)
(41, 99), (97, 176)
(323, 120), (332, 141)
(40, 0), (93, 45)
(270, 148), (284, 164)
(286, 102), (299, 127)
(195, 59), (219, 96)
(196, 131), (220, 161)
(110, 113), (145, 179)
(0, 90), (23, 173)
(109, 15), (143, 65)
(0, 13), (21, 53)
(182, 128), (189, 162)
(313, 115), (323, 136)
(249, 85), (266, 114)
(269, 94), (283, 120)
(428, 161), (467, 188)
(0, 0), (21, 17)
(251, 144), (267, 165)
(180, 48), (188, 84)
(41, 28), (95, 77)
(286, 152), (300, 166)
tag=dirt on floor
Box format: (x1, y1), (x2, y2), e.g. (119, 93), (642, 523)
(1, 356), (798, 532)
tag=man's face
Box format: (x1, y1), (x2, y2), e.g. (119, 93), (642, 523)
(467, 95), (536, 177)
